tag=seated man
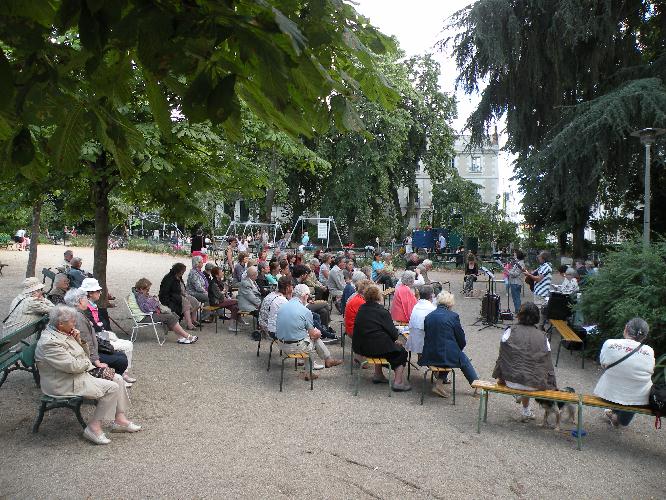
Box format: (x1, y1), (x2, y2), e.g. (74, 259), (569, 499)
(66, 257), (91, 289)
(47, 273), (70, 305)
(259, 277), (292, 338)
(405, 252), (421, 271)
(292, 264), (337, 343)
(275, 284), (342, 381)
(416, 259), (442, 294)
(237, 266), (262, 316)
(327, 256), (347, 313)
(56, 249), (74, 273)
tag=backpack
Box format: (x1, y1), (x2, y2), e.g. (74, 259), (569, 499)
(649, 382), (666, 429)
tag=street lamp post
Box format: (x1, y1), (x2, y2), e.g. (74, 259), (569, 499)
(631, 127), (666, 248)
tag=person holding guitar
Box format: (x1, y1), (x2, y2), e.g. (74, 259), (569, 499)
(523, 251), (553, 325)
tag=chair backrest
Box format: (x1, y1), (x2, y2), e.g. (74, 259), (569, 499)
(42, 268), (56, 293)
(124, 294), (145, 324)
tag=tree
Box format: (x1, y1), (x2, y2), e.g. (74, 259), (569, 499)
(445, 0), (666, 256)
(0, 0), (398, 297)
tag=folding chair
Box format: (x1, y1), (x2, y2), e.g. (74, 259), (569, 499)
(124, 296), (167, 345)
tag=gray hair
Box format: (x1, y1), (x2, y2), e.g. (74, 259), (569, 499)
(401, 270), (416, 286)
(64, 288), (87, 307)
(48, 304), (78, 328)
(191, 255), (203, 267)
(422, 259), (433, 267)
(436, 290), (455, 308)
(565, 267), (577, 277)
(258, 261), (269, 271)
(70, 257), (82, 266)
(55, 273), (69, 286)
(625, 317), (649, 341)
(351, 271), (366, 285)
(310, 258), (320, 267)
(246, 265), (258, 278)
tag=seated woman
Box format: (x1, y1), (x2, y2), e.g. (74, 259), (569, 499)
(255, 261), (274, 296)
(390, 271), (418, 323)
(371, 252), (385, 282)
(463, 253), (479, 296)
(186, 255), (211, 320)
(375, 253), (397, 288)
(594, 318), (655, 428)
(159, 262), (200, 330)
(35, 305), (140, 445)
(65, 288), (131, 385)
(492, 302), (557, 421)
(80, 278), (136, 384)
(133, 278), (198, 344)
(352, 285), (411, 392)
(421, 290), (478, 398)
(208, 266), (240, 330)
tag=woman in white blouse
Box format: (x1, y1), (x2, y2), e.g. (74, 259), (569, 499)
(594, 318), (655, 427)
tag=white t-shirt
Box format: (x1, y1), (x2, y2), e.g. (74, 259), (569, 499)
(594, 338), (655, 405)
(406, 299), (436, 354)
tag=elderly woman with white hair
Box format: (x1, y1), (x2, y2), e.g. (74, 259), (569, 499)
(390, 271), (418, 323)
(237, 265), (262, 314)
(34, 305), (140, 445)
(595, 317), (655, 428)
(420, 291), (479, 398)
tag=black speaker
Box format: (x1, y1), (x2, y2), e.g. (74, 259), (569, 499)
(481, 294), (501, 323)
(547, 292), (573, 320)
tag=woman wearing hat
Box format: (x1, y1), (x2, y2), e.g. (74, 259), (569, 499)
(80, 278), (137, 384)
(3, 277), (54, 338)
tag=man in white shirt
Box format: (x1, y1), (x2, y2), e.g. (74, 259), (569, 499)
(438, 234), (446, 253)
(259, 277), (292, 337)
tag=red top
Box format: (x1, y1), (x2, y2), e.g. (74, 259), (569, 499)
(390, 285), (417, 323)
(344, 294), (366, 335)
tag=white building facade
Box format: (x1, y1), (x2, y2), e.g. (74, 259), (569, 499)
(399, 134), (501, 228)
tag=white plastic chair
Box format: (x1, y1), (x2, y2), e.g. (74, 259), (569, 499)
(124, 295), (167, 346)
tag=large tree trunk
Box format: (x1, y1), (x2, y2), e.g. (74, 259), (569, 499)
(25, 197), (43, 278)
(263, 188), (276, 222)
(402, 184), (417, 228)
(91, 155), (114, 307)
(558, 231), (568, 256)
(572, 222), (586, 258)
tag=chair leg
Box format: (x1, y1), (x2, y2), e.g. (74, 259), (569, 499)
(407, 352), (411, 381)
(72, 400), (87, 428)
(267, 341), (274, 372)
(421, 370), (428, 405)
(280, 357), (286, 392)
(309, 357), (313, 391)
(556, 337), (563, 367)
(452, 370), (456, 405)
(483, 392), (489, 422)
(576, 400), (584, 451)
(387, 364), (392, 397)
(32, 401), (47, 433)
(477, 391), (485, 434)
(256, 335), (262, 357)
(354, 361), (363, 396)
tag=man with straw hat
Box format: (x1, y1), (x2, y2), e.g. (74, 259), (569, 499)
(2, 277), (54, 342)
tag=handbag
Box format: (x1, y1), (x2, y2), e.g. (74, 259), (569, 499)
(97, 337), (115, 355)
(89, 366), (116, 380)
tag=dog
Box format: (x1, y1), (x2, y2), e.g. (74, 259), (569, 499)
(535, 387), (576, 431)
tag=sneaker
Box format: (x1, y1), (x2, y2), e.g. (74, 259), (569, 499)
(432, 385), (449, 398)
(83, 427), (111, 445)
(312, 362), (325, 370)
(604, 409), (619, 428)
(123, 375), (137, 384)
(520, 409), (535, 422)
(322, 336), (339, 345)
(178, 335), (198, 344)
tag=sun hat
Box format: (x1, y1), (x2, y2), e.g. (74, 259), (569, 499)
(80, 278), (103, 292)
(22, 277), (44, 294)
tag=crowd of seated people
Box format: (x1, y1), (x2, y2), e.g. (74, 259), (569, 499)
(7, 241), (660, 448)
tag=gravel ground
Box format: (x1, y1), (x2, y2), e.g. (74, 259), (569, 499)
(0, 245), (664, 499)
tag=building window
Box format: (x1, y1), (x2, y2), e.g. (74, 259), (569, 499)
(469, 156), (482, 173)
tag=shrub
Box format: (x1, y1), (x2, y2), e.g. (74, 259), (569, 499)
(69, 235), (95, 247)
(0, 233), (10, 245)
(578, 240), (666, 358)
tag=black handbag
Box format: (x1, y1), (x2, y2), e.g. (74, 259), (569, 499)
(97, 338), (115, 355)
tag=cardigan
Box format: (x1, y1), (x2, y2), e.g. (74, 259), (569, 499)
(352, 301), (399, 356)
(159, 271), (184, 316)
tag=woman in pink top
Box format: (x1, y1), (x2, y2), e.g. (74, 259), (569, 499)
(391, 271), (418, 323)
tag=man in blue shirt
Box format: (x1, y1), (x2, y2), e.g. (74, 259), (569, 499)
(276, 284), (342, 380)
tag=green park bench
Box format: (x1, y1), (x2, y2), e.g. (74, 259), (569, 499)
(0, 317), (47, 389)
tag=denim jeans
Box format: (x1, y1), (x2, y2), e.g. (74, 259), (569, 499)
(510, 284), (522, 313)
(435, 352), (478, 386)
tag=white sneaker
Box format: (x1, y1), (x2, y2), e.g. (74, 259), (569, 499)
(312, 362), (325, 370)
(520, 409), (535, 422)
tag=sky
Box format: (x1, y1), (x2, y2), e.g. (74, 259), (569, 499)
(353, 0), (521, 218)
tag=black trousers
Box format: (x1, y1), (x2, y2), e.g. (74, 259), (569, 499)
(99, 351), (128, 375)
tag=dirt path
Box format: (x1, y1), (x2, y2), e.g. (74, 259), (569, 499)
(0, 245), (663, 498)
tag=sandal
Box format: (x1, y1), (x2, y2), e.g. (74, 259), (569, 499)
(178, 335), (198, 344)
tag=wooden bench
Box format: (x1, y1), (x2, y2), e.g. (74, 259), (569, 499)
(32, 395), (98, 433)
(353, 357), (393, 397)
(42, 267), (56, 293)
(0, 318), (47, 389)
(280, 352), (313, 392)
(472, 380), (655, 450)
(548, 319), (585, 368)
